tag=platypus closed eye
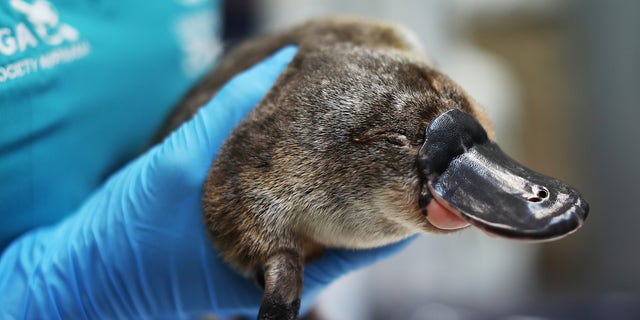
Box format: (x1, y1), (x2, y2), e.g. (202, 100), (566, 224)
(385, 134), (410, 146)
(353, 130), (416, 147)
(384, 133), (426, 148)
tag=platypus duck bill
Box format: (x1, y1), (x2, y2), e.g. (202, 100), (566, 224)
(418, 109), (588, 241)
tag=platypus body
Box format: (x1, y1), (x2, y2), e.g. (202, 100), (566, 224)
(156, 17), (588, 320)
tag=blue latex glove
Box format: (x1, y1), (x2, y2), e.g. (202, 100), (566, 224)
(0, 46), (414, 319)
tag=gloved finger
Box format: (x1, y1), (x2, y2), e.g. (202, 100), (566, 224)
(144, 46), (298, 201)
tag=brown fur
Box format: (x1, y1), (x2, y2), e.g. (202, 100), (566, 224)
(157, 17), (493, 319)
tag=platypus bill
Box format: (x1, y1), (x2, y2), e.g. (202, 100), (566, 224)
(419, 109), (587, 241)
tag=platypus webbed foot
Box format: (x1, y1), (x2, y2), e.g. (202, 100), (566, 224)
(418, 109), (588, 241)
(257, 250), (303, 320)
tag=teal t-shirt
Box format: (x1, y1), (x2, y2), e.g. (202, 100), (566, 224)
(0, 0), (222, 250)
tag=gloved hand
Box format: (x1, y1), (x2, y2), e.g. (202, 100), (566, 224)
(0, 46), (414, 319)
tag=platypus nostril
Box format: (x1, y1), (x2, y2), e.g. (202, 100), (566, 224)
(527, 187), (549, 203)
(528, 196), (543, 203)
(537, 189), (549, 199)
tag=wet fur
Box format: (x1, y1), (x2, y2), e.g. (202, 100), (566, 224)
(156, 17), (492, 319)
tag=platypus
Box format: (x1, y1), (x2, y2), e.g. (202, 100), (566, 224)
(155, 17), (588, 320)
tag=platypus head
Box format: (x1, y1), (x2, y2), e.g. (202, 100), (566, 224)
(285, 44), (587, 245)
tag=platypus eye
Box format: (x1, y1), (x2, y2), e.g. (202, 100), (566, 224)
(352, 129), (421, 147)
(381, 132), (427, 148)
(384, 133), (411, 146)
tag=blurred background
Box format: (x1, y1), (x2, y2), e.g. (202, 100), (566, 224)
(222, 0), (640, 319)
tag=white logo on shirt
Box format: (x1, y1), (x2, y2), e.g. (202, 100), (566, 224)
(0, 0), (91, 83)
(2, 0), (80, 55)
(174, 10), (221, 77)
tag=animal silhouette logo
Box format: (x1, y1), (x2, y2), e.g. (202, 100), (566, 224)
(10, 0), (79, 46)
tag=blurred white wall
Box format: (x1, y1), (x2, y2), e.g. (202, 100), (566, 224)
(253, 1), (543, 318)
